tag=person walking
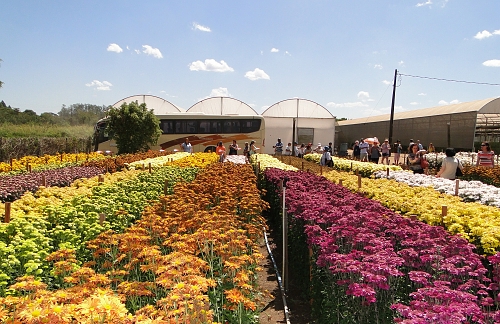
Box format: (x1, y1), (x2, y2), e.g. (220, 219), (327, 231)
(216, 141), (226, 162)
(359, 139), (369, 162)
(180, 137), (193, 153)
(476, 141), (495, 168)
(381, 139), (391, 165)
(228, 140), (240, 155)
(273, 138), (284, 156)
(393, 140), (402, 165)
(352, 140), (361, 160)
(370, 141), (381, 164)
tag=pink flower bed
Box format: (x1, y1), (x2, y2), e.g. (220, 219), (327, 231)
(264, 168), (500, 323)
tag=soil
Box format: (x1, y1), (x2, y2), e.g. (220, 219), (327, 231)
(257, 228), (312, 324)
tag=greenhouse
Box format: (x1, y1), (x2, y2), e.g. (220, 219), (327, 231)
(337, 97), (500, 152)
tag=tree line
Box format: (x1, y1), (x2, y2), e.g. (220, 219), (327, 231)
(0, 101), (109, 126)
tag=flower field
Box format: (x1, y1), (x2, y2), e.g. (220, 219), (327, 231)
(256, 154), (500, 323)
(0, 152), (273, 323)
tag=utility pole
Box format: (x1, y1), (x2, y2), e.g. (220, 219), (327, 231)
(389, 69), (398, 145)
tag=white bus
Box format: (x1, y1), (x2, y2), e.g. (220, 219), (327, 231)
(93, 113), (265, 154)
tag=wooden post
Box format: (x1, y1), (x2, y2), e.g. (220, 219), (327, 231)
(9, 158), (13, 167)
(60, 154), (63, 162)
(4, 202), (11, 223)
(98, 174), (104, 183)
(142, 163), (145, 171)
(339, 179), (343, 186)
(28, 164), (32, 173)
(410, 214), (417, 221)
(164, 179), (169, 195)
(441, 205), (448, 225)
(350, 162), (353, 171)
(148, 162), (152, 174)
(386, 167), (389, 177)
(357, 174), (362, 190)
(301, 161), (304, 170)
(41, 175), (46, 187)
(320, 166), (323, 175)
(356, 169), (359, 176)
(99, 213), (105, 225)
(455, 179), (459, 196)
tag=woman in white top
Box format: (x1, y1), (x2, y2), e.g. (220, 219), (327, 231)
(436, 148), (463, 180)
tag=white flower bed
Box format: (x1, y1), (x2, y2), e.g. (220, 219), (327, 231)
(373, 170), (500, 207)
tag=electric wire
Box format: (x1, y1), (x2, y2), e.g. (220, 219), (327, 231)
(398, 73), (500, 86)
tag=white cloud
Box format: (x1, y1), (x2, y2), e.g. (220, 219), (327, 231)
(410, 102), (419, 105)
(382, 80), (392, 85)
(326, 101), (369, 108)
(134, 49), (140, 54)
(418, 93), (427, 96)
(271, 48), (279, 53)
(285, 51), (291, 56)
(189, 59), (234, 72)
(374, 64), (383, 69)
(357, 91), (370, 100)
(438, 99), (461, 105)
(416, 0), (432, 7)
(107, 43), (123, 53)
(475, 30), (493, 40)
(142, 45), (163, 59)
(209, 87), (231, 97)
(192, 22), (211, 32)
(483, 59), (500, 67)
(398, 60), (405, 66)
(244, 68), (270, 81)
(85, 80), (112, 91)
(126, 46), (129, 50)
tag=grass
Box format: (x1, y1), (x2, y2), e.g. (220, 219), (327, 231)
(0, 123), (94, 138)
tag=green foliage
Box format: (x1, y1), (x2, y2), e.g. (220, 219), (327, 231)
(106, 101), (162, 154)
(57, 103), (108, 126)
(0, 123), (93, 138)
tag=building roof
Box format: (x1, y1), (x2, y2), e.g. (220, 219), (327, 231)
(112, 95), (184, 113)
(338, 97), (500, 126)
(262, 98), (335, 118)
(186, 97), (258, 115)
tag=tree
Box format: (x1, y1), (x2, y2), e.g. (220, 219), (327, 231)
(105, 101), (161, 154)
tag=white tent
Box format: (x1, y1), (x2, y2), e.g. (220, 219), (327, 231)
(112, 95), (184, 114)
(187, 97), (258, 115)
(262, 98), (336, 154)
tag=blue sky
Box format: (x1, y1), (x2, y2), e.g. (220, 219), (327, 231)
(1, 0), (499, 119)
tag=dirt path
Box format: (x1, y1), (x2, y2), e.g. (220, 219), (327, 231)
(257, 230), (311, 323)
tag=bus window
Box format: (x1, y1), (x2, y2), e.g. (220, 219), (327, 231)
(241, 119), (261, 133)
(175, 120), (198, 134)
(211, 121), (222, 133)
(199, 120), (210, 134)
(160, 120), (174, 134)
(223, 120), (240, 133)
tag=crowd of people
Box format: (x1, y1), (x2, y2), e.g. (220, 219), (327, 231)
(178, 136), (496, 177)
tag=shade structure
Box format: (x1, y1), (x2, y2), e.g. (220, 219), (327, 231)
(337, 97), (500, 152)
(112, 95), (184, 114)
(187, 97), (258, 115)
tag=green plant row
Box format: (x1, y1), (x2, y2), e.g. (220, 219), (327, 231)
(0, 166), (199, 295)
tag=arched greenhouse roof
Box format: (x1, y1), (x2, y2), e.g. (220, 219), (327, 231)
(186, 97), (258, 115)
(112, 95), (184, 114)
(339, 97), (500, 126)
(262, 98), (335, 119)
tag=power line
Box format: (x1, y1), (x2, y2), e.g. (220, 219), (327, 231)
(398, 73), (500, 86)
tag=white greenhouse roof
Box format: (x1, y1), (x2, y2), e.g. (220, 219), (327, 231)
(186, 97), (258, 115)
(339, 97), (500, 126)
(262, 98), (335, 119)
(112, 95), (184, 114)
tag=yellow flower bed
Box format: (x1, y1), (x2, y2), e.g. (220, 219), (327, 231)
(323, 169), (500, 255)
(0, 152), (106, 173)
(0, 170), (141, 219)
(251, 154), (298, 172)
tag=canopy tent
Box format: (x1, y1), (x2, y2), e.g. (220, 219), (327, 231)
(186, 97), (258, 115)
(112, 95), (184, 114)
